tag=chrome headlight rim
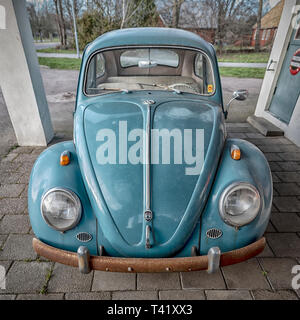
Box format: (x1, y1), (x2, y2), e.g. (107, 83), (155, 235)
(41, 187), (82, 232)
(219, 182), (261, 228)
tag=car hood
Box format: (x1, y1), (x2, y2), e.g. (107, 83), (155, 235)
(75, 96), (225, 257)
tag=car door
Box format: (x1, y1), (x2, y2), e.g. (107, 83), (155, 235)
(268, 23), (300, 123)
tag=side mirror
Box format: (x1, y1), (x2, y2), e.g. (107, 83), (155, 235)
(225, 89), (249, 117)
(233, 89), (249, 101)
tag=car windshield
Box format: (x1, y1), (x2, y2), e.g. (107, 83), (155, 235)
(85, 47), (215, 96)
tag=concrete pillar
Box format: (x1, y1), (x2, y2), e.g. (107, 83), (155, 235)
(0, 0), (54, 146)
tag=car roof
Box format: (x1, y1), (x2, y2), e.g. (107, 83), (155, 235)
(84, 27), (215, 57)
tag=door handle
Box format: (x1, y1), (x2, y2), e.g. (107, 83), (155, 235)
(267, 59), (277, 71)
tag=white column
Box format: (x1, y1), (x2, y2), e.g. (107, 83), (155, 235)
(0, 0), (54, 146)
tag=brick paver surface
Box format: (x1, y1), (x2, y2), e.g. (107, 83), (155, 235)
(0, 123), (299, 300)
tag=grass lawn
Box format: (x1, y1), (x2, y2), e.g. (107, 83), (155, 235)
(219, 67), (266, 79)
(38, 57), (82, 70)
(37, 47), (81, 54)
(217, 51), (270, 63)
(38, 57), (265, 79)
(34, 38), (60, 43)
(37, 46), (269, 64)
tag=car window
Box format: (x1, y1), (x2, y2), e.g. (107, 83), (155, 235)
(86, 53), (105, 90)
(195, 54), (203, 78)
(96, 53), (105, 77)
(194, 53), (215, 95)
(120, 49), (179, 68)
(85, 47), (215, 96)
(295, 25), (300, 40)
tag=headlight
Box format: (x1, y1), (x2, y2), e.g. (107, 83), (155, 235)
(219, 183), (261, 227)
(41, 188), (82, 231)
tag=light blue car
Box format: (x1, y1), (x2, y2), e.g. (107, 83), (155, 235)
(28, 28), (272, 274)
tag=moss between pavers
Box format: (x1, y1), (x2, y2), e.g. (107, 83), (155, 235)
(40, 264), (54, 295)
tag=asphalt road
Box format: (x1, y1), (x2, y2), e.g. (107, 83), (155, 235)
(0, 68), (263, 157)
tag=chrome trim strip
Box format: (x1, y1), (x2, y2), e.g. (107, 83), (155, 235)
(145, 102), (152, 212)
(144, 102), (153, 249)
(145, 225), (151, 249)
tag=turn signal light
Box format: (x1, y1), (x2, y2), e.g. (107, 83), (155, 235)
(231, 145), (241, 160)
(60, 151), (71, 166)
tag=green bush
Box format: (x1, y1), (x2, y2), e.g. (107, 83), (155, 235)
(76, 0), (158, 50)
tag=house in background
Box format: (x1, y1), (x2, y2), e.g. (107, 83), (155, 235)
(157, 14), (217, 44)
(178, 25), (216, 44)
(251, 0), (284, 47)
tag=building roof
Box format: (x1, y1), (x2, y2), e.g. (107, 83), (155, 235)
(253, 0), (284, 29)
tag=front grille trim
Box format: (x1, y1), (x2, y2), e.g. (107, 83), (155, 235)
(206, 228), (223, 239)
(76, 232), (93, 243)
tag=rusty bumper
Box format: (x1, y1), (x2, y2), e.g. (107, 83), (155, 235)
(33, 237), (265, 273)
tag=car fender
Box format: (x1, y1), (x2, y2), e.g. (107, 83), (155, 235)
(199, 138), (272, 255)
(28, 141), (98, 255)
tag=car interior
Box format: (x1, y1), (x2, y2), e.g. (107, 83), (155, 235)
(85, 47), (215, 96)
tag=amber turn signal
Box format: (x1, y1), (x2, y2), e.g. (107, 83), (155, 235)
(231, 145), (241, 160)
(60, 151), (71, 166)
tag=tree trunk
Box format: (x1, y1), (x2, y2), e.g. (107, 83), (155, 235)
(255, 0), (263, 52)
(120, 0), (126, 29)
(53, 0), (64, 46)
(172, 0), (184, 28)
(58, 0), (67, 47)
(217, 1), (224, 54)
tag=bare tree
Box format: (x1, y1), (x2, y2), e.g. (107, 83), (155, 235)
(198, 0), (257, 51)
(158, 0), (256, 48)
(115, 0), (157, 29)
(255, 0), (263, 52)
(156, 0), (186, 28)
(171, 0), (185, 28)
(91, 0), (125, 27)
(120, 0), (145, 29)
(58, 0), (68, 46)
(179, 0), (216, 29)
(53, 0), (67, 47)
(27, 0), (57, 41)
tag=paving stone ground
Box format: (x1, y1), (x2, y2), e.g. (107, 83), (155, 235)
(0, 123), (299, 300)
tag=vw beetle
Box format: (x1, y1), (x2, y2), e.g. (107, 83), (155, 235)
(29, 28), (272, 274)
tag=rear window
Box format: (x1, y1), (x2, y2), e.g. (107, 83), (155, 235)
(120, 49), (179, 68)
